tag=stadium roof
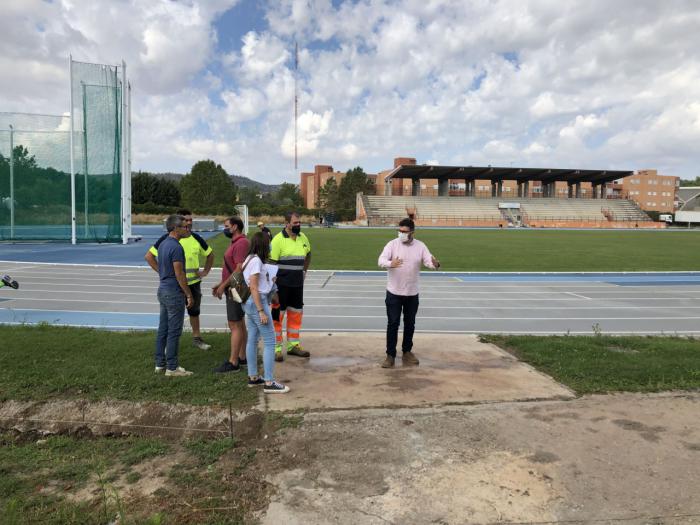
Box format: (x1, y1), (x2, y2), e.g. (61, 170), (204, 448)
(385, 165), (633, 185)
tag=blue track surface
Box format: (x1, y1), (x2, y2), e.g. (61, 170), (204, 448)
(0, 226), (220, 266)
(333, 271), (700, 285)
(0, 308), (159, 329)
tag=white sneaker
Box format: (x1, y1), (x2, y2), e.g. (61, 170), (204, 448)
(165, 366), (194, 377)
(155, 366), (165, 373)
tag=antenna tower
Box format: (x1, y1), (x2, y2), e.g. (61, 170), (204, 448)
(294, 41), (298, 171)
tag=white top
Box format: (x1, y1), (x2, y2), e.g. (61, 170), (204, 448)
(243, 255), (274, 294)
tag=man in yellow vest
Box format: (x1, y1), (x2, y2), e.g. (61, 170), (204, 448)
(270, 211), (311, 361)
(146, 209), (214, 350)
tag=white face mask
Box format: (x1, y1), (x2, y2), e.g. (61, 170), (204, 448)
(398, 232), (410, 243)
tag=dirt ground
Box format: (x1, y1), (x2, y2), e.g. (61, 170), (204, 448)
(3, 333), (699, 523)
(260, 392), (700, 524)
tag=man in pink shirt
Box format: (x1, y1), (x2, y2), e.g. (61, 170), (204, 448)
(377, 218), (440, 368)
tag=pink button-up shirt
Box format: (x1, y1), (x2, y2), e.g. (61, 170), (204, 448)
(378, 237), (437, 296)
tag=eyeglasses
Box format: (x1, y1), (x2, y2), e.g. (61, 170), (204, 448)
(397, 229), (413, 234)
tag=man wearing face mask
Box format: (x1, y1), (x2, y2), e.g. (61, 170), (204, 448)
(146, 208), (214, 351)
(378, 218), (440, 368)
(269, 211), (312, 361)
(212, 216), (249, 372)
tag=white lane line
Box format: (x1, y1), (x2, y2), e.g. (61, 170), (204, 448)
(566, 292), (591, 300)
(5, 288), (699, 302)
(0, 289), (700, 310)
(15, 282), (700, 297)
(1, 321), (697, 335)
(304, 294), (700, 303)
(195, 313), (700, 321)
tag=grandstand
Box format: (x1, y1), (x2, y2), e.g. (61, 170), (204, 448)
(355, 163), (662, 228)
(359, 195), (654, 228)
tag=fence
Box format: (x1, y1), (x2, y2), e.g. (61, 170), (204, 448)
(0, 57), (131, 243)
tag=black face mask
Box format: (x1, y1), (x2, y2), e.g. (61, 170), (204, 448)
(291, 225), (301, 235)
(223, 228), (233, 238)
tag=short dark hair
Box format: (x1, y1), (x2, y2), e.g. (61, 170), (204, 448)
(398, 218), (415, 230)
(248, 231), (270, 261)
(166, 214), (185, 232)
(285, 211), (300, 223)
(226, 216), (244, 232)
(176, 208), (192, 217)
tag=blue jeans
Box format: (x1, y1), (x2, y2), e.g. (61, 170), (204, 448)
(243, 293), (276, 381)
(155, 289), (186, 370)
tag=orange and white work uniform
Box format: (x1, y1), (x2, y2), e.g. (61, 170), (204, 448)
(269, 229), (311, 355)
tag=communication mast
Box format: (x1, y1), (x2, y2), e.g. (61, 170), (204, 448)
(294, 41), (298, 171)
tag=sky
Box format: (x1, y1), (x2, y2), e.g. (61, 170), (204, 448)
(1, 0), (699, 183)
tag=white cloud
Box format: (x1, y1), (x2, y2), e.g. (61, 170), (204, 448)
(281, 109), (332, 158)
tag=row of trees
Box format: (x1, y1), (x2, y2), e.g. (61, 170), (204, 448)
(133, 160), (309, 216)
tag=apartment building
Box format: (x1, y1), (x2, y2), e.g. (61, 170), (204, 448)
(620, 169), (679, 213)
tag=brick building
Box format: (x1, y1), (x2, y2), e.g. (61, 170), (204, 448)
(300, 157), (678, 212)
(301, 164), (377, 209)
(619, 169), (679, 213)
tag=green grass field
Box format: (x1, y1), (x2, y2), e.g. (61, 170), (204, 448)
(0, 325), (257, 408)
(482, 335), (700, 394)
(208, 228), (700, 271)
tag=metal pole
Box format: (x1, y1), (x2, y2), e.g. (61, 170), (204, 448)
(9, 125), (14, 239)
(82, 81), (88, 238)
(121, 60), (128, 244)
(69, 55), (76, 244)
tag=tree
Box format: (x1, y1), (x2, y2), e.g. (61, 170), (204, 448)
(132, 171), (180, 206)
(179, 160), (237, 212)
(336, 167), (373, 210)
(316, 178), (339, 209)
(274, 182), (303, 207)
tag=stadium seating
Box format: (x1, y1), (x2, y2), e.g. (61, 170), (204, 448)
(361, 196), (652, 226)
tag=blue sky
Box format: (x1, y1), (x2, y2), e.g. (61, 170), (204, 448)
(2, 0), (700, 183)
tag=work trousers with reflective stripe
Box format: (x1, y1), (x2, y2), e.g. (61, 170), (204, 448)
(272, 284), (304, 349)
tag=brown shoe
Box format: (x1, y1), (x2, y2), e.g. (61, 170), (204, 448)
(381, 355), (395, 368)
(402, 352), (419, 366)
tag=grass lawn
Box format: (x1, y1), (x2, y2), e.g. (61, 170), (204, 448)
(482, 334), (700, 394)
(208, 228), (700, 271)
(0, 325), (257, 408)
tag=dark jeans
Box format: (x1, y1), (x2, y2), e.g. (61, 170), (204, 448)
(385, 290), (419, 357)
(155, 289), (186, 370)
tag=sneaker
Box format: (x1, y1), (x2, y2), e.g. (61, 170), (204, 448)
(213, 361), (240, 373)
(192, 337), (211, 350)
(287, 344), (310, 358)
(1, 275), (18, 289)
(402, 352), (419, 366)
(247, 376), (265, 387)
(155, 366), (165, 373)
(239, 358), (248, 367)
(381, 355), (395, 368)
(264, 381), (290, 394)
(165, 366), (193, 377)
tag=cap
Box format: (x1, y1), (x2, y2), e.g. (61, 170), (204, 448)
(257, 221), (264, 226)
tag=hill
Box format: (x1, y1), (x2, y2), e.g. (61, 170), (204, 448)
(139, 171), (280, 194)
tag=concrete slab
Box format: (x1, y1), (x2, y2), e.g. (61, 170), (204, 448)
(266, 333), (574, 411)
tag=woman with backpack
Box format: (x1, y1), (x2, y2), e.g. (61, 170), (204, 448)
(241, 232), (290, 394)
